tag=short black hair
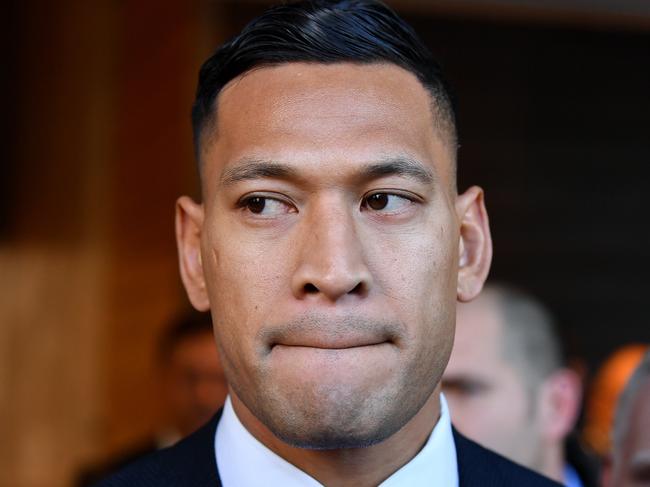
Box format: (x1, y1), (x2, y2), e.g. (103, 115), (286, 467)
(158, 310), (213, 364)
(191, 0), (457, 161)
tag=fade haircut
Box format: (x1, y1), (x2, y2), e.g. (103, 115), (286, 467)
(191, 0), (458, 165)
(612, 351), (650, 452)
(486, 284), (564, 391)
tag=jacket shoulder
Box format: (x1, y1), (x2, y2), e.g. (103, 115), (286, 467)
(94, 411), (222, 487)
(454, 429), (563, 487)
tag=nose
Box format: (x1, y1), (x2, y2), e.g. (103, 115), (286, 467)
(291, 200), (372, 303)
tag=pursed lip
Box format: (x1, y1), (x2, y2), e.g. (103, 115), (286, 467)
(260, 315), (401, 353)
(271, 339), (389, 351)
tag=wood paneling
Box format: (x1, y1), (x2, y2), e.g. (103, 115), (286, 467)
(2, 0), (116, 484)
(2, 0), (213, 485)
(0, 246), (106, 487)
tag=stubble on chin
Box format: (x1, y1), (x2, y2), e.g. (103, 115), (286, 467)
(235, 339), (439, 448)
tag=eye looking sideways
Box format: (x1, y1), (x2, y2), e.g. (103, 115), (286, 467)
(237, 190), (420, 219)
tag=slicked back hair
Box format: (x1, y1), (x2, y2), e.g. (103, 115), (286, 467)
(191, 0), (458, 165)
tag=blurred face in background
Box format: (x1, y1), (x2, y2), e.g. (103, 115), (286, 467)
(606, 378), (650, 487)
(163, 330), (228, 436)
(177, 62), (491, 449)
(443, 296), (545, 470)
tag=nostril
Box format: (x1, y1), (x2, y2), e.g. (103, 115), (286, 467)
(299, 280), (368, 298)
(304, 283), (318, 294)
(351, 282), (364, 295)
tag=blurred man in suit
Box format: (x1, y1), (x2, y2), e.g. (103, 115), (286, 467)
(443, 284), (597, 486)
(157, 311), (228, 441)
(100, 1), (560, 485)
(603, 352), (650, 487)
(80, 311), (226, 485)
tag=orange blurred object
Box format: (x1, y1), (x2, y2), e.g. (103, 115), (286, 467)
(582, 344), (649, 456)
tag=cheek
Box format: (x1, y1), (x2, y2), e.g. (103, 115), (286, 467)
(369, 214), (457, 298)
(486, 385), (533, 441)
(368, 217), (458, 348)
(364, 216), (457, 389)
(202, 225), (288, 352)
(458, 390), (527, 441)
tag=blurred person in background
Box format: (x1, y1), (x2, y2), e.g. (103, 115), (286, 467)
(157, 310), (229, 440)
(78, 310), (227, 485)
(582, 344), (648, 459)
(443, 284), (598, 487)
(602, 351), (650, 487)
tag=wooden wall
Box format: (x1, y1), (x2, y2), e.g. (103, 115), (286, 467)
(1, 1), (220, 485)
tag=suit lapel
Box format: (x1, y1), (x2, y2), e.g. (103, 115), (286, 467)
(454, 427), (489, 487)
(178, 409), (223, 486)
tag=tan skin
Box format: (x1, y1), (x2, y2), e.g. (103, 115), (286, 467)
(176, 63), (492, 486)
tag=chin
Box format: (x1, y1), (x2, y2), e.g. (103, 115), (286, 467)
(273, 423), (393, 450)
(253, 380), (423, 451)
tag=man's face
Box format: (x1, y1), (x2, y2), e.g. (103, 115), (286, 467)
(610, 378), (650, 487)
(443, 297), (543, 469)
(179, 62), (488, 448)
(163, 331), (228, 436)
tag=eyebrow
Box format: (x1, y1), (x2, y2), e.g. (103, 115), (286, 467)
(220, 159), (299, 187)
(219, 155), (435, 187)
(363, 157), (435, 185)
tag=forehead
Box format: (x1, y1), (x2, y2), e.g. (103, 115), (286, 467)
(448, 297), (532, 392)
(453, 297), (505, 364)
(201, 62), (453, 187)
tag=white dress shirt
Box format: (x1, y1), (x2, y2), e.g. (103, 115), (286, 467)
(215, 394), (459, 486)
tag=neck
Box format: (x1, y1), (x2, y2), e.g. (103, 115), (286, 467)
(540, 442), (566, 484)
(231, 386), (442, 487)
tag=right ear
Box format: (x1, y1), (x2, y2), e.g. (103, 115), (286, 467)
(175, 196), (210, 311)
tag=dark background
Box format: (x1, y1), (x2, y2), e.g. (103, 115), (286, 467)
(412, 18), (650, 366)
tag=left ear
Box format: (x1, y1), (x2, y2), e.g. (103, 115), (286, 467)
(538, 368), (583, 442)
(456, 186), (492, 302)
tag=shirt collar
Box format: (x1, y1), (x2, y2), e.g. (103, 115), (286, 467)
(215, 393), (458, 487)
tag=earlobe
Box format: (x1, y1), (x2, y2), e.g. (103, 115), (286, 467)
(456, 186), (492, 302)
(175, 196), (210, 311)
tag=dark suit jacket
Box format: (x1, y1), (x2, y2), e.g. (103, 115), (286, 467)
(97, 410), (561, 486)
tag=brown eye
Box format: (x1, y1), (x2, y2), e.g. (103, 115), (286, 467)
(366, 193), (388, 210)
(241, 195), (295, 217)
(246, 197), (266, 214)
(362, 192), (415, 214)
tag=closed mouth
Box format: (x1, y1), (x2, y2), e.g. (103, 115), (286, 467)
(271, 340), (389, 351)
(260, 316), (401, 355)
